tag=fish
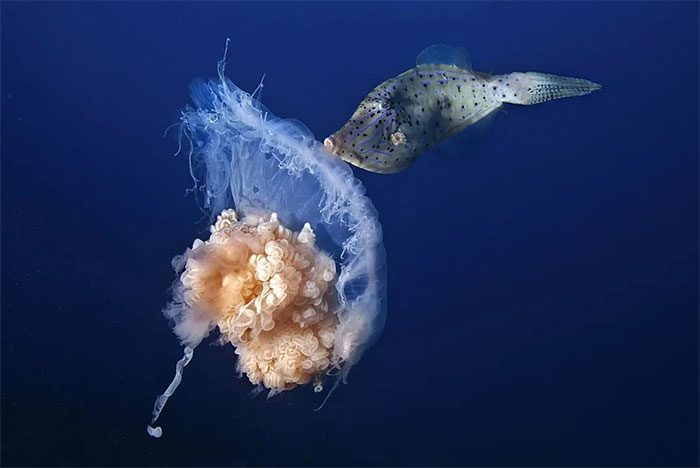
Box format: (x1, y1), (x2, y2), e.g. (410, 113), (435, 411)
(323, 44), (601, 174)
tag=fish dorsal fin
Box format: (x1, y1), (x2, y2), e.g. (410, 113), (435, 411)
(416, 44), (472, 70)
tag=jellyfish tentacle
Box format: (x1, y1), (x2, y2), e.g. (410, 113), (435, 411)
(146, 346), (194, 438)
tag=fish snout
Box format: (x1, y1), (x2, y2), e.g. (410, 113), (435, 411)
(323, 136), (338, 155)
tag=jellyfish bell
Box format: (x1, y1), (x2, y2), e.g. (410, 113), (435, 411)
(147, 59), (387, 437)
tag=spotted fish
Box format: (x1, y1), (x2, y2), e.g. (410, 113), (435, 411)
(324, 45), (601, 174)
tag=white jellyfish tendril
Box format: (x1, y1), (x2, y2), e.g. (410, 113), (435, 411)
(147, 42), (386, 437)
(147, 346), (193, 438)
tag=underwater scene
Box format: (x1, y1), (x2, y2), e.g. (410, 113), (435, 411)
(1, 2), (698, 466)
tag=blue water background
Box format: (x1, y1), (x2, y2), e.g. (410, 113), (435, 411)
(2, 2), (698, 466)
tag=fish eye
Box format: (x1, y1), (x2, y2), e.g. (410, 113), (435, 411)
(377, 99), (391, 111)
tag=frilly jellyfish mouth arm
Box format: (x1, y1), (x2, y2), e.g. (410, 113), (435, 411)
(146, 346), (194, 438)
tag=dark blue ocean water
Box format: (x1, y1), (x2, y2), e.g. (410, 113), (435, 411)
(2, 2), (698, 466)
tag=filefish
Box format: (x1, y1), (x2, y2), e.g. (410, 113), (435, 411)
(324, 45), (601, 174)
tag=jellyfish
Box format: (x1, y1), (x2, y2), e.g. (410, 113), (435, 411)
(147, 51), (387, 438)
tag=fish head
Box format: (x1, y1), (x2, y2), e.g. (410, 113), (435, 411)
(324, 89), (414, 174)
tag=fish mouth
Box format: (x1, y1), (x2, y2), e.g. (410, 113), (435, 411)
(323, 136), (337, 155)
(323, 135), (365, 167)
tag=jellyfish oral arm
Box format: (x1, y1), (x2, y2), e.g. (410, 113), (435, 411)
(147, 345), (194, 438)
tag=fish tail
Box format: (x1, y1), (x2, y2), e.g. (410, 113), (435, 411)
(493, 72), (601, 105)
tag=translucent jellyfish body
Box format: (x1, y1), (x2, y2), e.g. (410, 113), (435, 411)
(147, 63), (387, 437)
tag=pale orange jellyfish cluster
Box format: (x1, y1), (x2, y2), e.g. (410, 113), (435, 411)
(179, 209), (338, 392)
